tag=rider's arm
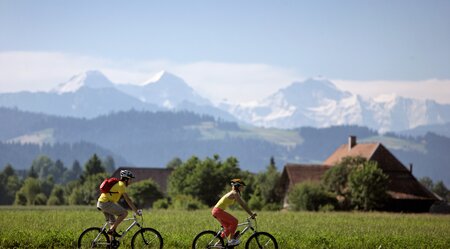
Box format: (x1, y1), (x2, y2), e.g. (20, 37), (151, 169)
(122, 193), (139, 214)
(234, 193), (255, 217)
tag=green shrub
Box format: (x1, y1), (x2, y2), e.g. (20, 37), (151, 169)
(127, 179), (164, 208)
(34, 193), (48, 205)
(14, 191), (27, 205)
(348, 161), (388, 211)
(262, 203), (282, 211)
(47, 196), (62, 205)
(170, 195), (207, 210)
(153, 198), (170, 209)
(248, 194), (263, 210)
(288, 181), (336, 211)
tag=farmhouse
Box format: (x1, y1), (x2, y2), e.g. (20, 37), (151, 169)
(111, 167), (173, 194)
(280, 136), (438, 212)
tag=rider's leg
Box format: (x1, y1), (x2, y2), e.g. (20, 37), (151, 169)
(109, 204), (128, 232)
(110, 211), (127, 232)
(98, 201), (128, 233)
(212, 207), (238, 239)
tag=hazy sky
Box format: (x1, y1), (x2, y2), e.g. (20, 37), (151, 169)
(1, 0), (449, 104)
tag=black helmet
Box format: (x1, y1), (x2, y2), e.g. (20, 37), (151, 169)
(120, 170), (135, 179)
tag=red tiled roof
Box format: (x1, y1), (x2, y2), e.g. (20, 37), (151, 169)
(280, 164), (331, 190)
(323, 143), (379, 166)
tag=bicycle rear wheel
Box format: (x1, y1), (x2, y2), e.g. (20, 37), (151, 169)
(131, 227), (163, 249)
(77, 227), (110, 249)
(245, 232), (278, 249)
(192, 230), (225, 249)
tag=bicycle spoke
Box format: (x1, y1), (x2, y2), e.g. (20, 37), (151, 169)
(140, 231), (158, 246)
(192, 231), (225, 249)
(131, 228), (163, 249)
(246, 232), (278, 249)
(78, 228), (110, 249)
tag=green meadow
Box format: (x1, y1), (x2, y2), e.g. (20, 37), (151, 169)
(0, 206), (449, 249)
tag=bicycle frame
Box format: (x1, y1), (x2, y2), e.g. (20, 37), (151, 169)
(97, 214), (143, 244)
(215, 217), (257, 240)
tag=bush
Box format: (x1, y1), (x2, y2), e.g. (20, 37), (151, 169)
(34, 193), (48, 205)
(248, 194), (263, 211)
(170, 195), (207, 210)
(262, 203), (282, 211)
(47, 196), (62, 205)
(288, 181), (336, 211)
(14, 191), (27, 205)
(68, 188), (84, 205)
(127, 179), (164, 208)
(348, 161), (388, 211)
(153, 199), (170, 209)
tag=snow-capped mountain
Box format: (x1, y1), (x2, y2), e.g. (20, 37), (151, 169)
(0, 71), (160, 118)
(116, 71), (211, 108)
(225, 78), (450, 132)
(52, 70), (115, 94)
(1, 71), (449, 132)
(116, 71), (236, 121)
(0, 70), (235, 121)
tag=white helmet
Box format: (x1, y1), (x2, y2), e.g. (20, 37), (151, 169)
(120, 170), (135, 179)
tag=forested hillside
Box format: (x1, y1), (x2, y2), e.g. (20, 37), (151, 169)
(1, 107), (449, 185)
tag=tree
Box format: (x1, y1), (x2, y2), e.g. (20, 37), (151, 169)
(419, 177), (449, 202)
(322, 156), (375, 210)
(127, 179), (164, 208)
(18, 177), (41, 205)
(28, 166), (38, 178)
(166, 157), (182, 169)
(68, 188), (85, 205)
(288, 181), (336, 211)
(102, 156), (116, 174)
(168, 155), (241, 206)
(432, 181), (449, 202)
(82, 154), (105, 182)
(419, 176), (434, 190)
(251, 157), (282, 210)
(79, 173), (108, 205)
(31, 155), (54, 180)
(348, 161), (389, 211)
(52, 159), (66, 183)
(64, 160), (82, 183)
(14, 191), (27, 205)
(323, 156), (366, 195)
(0, 164), (21, 204)
(47, 185), (65, 205)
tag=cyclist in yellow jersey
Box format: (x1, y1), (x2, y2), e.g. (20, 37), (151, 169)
(97, 170), (141, 238)
(212, 179), (256, 246)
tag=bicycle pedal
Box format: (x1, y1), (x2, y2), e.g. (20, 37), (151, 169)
(233, 230), (240, 239)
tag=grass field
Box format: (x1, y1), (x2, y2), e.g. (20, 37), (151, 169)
(0, 206), (449, 249)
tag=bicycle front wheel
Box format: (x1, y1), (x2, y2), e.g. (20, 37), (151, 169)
(192, 230), (225, 249)
(77, 227), (110, 249)
(245, 232), (278, 249)
(131, 227), (163, 249)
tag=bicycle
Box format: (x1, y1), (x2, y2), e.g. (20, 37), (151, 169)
(192, 216), (278, 249)
(77, 212), (163, 249)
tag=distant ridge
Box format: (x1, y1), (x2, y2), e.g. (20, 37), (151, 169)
(1, 71), (449, 132)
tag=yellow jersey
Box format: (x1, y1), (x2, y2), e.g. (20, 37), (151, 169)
(98, 180), (126, 203)
(214, 192), (236, 210)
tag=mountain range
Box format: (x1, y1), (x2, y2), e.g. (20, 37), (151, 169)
(0, 70), (449, 134)
(0, 107), (449, 186)
(226, 78), (450, 133)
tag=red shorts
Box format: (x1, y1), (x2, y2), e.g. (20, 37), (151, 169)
(211, 207), (238, 238)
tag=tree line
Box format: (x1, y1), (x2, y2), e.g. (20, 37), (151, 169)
(1, 153), (448, 212)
